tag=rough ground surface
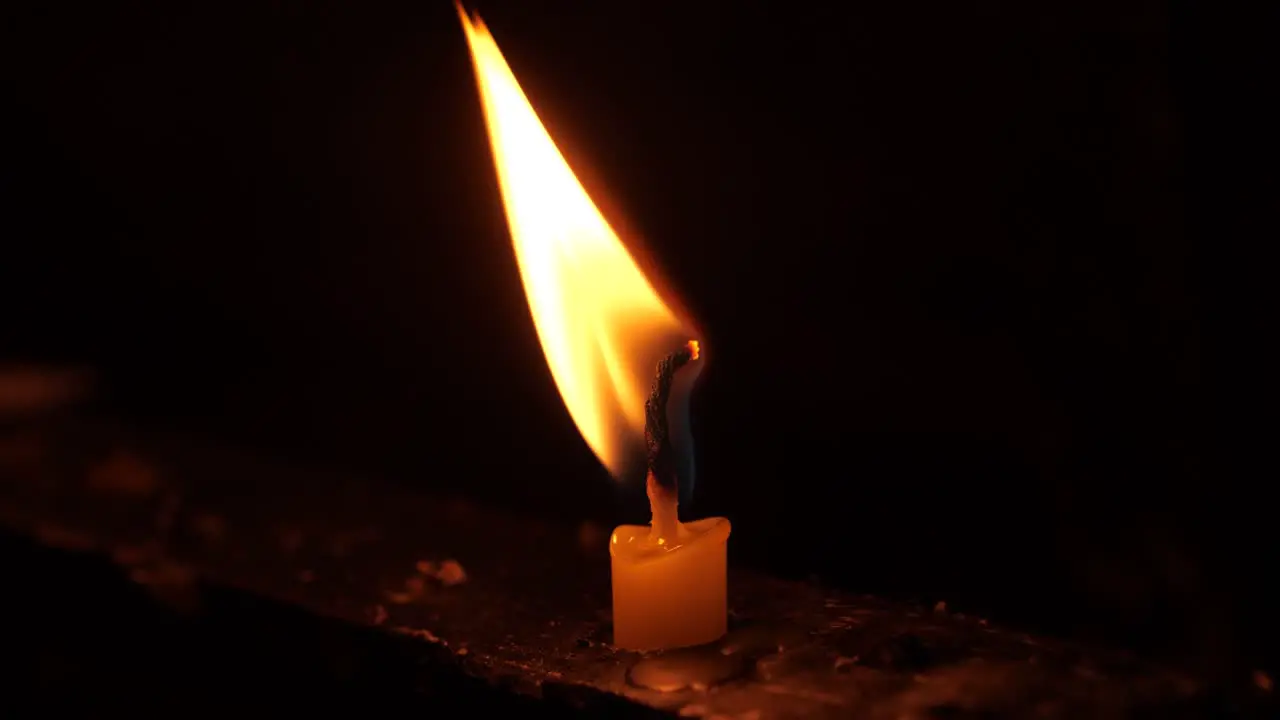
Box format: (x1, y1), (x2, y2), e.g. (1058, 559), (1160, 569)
(1, 415), (1272, 718)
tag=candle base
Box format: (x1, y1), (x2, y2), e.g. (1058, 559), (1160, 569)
(609, 517), (731, 651)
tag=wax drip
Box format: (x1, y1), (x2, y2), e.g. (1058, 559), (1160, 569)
(645, 340), (701, 499)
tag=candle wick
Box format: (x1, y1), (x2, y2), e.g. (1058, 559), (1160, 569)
(644, 340), (701, 540)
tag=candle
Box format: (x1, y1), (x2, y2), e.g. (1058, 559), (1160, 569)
(612, 510), (732, 651)
(611, 340), (730, 650)
(457, 7), (731, 650)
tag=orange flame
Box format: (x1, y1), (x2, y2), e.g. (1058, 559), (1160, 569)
(458, 7), (695, 477)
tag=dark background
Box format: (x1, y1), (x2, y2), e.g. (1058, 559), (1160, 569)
(2, 0), (1268, 676)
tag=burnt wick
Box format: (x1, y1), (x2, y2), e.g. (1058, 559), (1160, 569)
(644, 340), (701, 540)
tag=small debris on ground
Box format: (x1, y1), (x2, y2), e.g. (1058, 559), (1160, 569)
(386, 557), (468, 604)
(435, 559), (467, 586)
(422, 558), (473, 586)
(413, 558), (468, 586)
(392, 625), (445, 645)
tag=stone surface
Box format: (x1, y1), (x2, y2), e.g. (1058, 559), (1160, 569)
(1, 414), (1272, 718)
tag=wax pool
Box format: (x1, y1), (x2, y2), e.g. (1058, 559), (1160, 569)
(610, 516), (731, 651)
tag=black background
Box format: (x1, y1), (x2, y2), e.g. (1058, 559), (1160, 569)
(3, 0), (1269, 675)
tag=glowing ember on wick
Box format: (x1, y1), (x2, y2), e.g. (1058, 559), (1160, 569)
(457, 5), (730, 650)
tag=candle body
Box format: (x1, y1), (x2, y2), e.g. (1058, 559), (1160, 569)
(610, 516), (731, 651)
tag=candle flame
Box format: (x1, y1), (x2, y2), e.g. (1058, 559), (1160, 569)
(458, 6), (694, 478)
